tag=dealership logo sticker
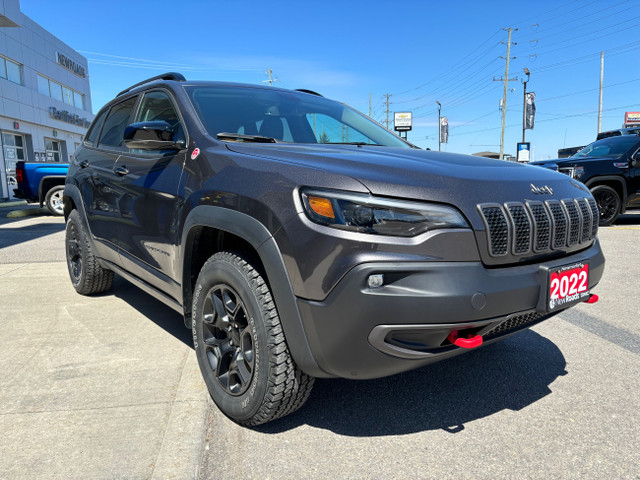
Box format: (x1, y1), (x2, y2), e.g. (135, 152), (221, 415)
(191, 148), (200, 160)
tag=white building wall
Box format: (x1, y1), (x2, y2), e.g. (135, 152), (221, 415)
(0, 0), (93, 199)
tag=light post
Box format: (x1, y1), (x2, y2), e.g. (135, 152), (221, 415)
(436, 101), (441, 151)
(522, 68), (530, 143)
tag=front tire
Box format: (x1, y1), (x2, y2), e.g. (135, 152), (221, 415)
(45, 185), (65, 216)
(65, 210), (114, 294)
(192, 251), (314, 426)
(591, 185), (621, 226)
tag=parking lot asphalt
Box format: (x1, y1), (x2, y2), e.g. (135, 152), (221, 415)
(1, 205), (639, 479)
(0, 206), (209, 479)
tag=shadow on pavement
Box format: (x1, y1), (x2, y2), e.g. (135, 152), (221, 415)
(0, 222), (64, 249)
(613, 211), (640, 226)
(259, 329), (567, 436)
(110, 276), (193, 348)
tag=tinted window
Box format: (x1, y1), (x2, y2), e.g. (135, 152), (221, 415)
(98, 96), (137, 149)
(572, 136), (640, 159)
(135, 90), (185, 143)
(84, 108), (108, 146)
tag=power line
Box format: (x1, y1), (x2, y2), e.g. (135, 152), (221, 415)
(391, 29), (502, 98)
(517, 0), (635, 43)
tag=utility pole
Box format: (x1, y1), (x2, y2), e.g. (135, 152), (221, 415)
(493, 27), (518, 160)
(598, 51), (604, 133)
(262, 69), (278, 86)
(436, 101), (442, 151)
(369, 92), (372, 118)
(522, 67), (530, 143)
(384, 94), (391, 129)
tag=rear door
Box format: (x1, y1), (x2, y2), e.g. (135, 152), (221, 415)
(77, 95), (139, 261)
(110, 89), (187, 297)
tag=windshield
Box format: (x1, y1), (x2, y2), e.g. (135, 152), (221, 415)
(571, 136), (640, 159)
(184, 85), (411, 148)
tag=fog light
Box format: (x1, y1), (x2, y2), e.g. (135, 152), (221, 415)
(367, 274), (384, 288)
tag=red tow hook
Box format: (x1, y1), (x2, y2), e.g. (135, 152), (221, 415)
(585, 294), (599, 304)
(447, 331), (483, 349)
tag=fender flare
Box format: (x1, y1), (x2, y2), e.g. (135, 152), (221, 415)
(180, 205), (327, 378)
(584, 175), (628, 211)
(63, 183), (89, 224)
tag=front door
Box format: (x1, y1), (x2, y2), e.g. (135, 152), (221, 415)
(111, 90), (187, 298)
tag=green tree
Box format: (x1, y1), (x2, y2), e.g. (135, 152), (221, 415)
(319, 131), (330, 143)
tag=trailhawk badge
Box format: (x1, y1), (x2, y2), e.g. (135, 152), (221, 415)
(531, 183), (553, 195)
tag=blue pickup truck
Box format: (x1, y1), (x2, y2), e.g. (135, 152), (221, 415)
(13, 161), (69, 215)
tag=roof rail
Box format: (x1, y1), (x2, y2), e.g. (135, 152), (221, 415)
(116, 72), (186, 97)
(295, 89), (323, 97)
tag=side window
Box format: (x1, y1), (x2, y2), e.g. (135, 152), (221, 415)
(84, 108), (108, 147)
(98, 96), (137, 149)
(135, 90), (185, 143)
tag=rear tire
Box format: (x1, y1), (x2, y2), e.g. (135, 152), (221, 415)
(591, 185), (621, 226)
(192, 251), (314, 426)
(65, 209), (113, 295)
(45, 185), (65, 216)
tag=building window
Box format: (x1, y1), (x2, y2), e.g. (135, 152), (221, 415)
(37, 74), (84, 110)
(2, 133), (25, 182)
(45, 139), (61, 162)
(0, 55), (22, 85)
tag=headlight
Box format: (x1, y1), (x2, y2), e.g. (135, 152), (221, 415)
(570, 166), (585, 179)
(559, 167), (585, 180)
(301, 189), (469, 237)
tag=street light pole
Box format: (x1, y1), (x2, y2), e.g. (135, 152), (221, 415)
(522, 68), (530, 143)
(436, 101), (441, 152)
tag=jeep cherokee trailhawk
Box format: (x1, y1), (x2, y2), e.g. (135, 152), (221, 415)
(64, 73), (605, 425)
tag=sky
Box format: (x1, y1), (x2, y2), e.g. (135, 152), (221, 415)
(21, 0), (640, 160)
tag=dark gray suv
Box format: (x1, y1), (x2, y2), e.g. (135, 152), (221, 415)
(64, 73), (605, 426)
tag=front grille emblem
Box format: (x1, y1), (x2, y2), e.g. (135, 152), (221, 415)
(531, 183), (554, 195)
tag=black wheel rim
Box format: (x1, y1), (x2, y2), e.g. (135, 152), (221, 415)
(201, 285), (254, 396)
(593, 190), (618, 224)
(67, 223), (82, 281)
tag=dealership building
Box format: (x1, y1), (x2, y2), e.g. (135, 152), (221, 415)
(0, 0), (93, 199)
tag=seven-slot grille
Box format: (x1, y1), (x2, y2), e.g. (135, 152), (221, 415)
(479, 198), (598, 257)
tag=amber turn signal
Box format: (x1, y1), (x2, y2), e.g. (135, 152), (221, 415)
(308, 196), (335, 219)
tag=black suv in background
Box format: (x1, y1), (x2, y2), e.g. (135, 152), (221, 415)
(532, 135), (640, 225)
(64, 73), (604, 426)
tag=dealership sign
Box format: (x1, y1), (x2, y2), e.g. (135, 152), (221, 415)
(56, 52), (86, 78)
(49, 107), (91, 128)
(394, 112), (412, 131)
(624, 112), (640, 125)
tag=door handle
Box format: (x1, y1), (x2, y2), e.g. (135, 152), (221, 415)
(114, 166), (129, 176)
(79, 160), (89, 168)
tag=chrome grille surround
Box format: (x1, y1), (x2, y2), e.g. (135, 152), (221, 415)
(479, 197), (598, 258)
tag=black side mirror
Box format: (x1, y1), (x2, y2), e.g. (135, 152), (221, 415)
(632, 152), (640, 168)
(123, 121), (184, 150)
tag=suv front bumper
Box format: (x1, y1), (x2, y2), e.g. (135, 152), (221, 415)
(296, 240), (604, 379)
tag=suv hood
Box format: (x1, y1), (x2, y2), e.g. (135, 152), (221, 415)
(226, 143), (591, 226)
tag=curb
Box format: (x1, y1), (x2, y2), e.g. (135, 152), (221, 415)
(6, 207), (48, 218)
(0, 200), (28, 208)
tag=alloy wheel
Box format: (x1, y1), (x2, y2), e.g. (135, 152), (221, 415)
(593, 190), (619, 225)
(67, 223), (82, 282)
(201, 285), (254, 396)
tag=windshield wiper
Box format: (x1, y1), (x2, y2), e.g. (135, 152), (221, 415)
(217, 132), (277, 143)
